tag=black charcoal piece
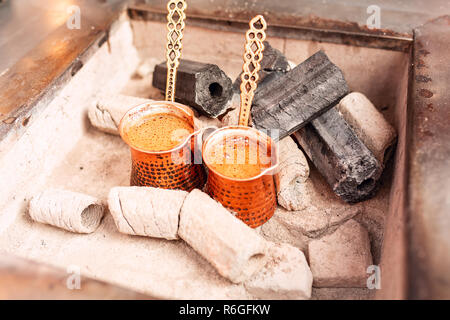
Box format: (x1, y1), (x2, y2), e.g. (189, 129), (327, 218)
(293, 107), (383, 203)
(251, 50), (348, 140)
(233, 41), (290, 92)
(152, 59), (233, 118)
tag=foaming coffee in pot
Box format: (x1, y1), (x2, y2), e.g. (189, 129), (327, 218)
(127, 113), (193, 152)
(119, 101), (206, 191)
(205, 135), (272, 179)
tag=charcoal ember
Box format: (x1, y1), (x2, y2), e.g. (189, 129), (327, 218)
(293, 107), (383, 203)
(233, 41), (290, 93)
(152, 59), (233, 118)
(252, 51), (349, 140)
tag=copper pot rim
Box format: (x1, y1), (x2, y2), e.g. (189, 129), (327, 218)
(202, 125), (279, 182)
(118, 100), (201, 155)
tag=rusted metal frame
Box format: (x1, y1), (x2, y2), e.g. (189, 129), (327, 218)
(374, 50), (412, 300)
(128, 7), (412, 52)
(406, 16), (450, 300)
(130, 0), (422, 36)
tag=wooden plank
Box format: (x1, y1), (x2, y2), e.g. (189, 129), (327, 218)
(0, 252), (151, 299)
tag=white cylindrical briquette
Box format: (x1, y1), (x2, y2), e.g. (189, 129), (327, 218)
(337, 92), (397, 165)
(178, 189), (269, 284)
(276, 136), (310, 211)
(88, 95), (152, 135)
(107, 186), (188, 240)
(28, 189), (105, 234)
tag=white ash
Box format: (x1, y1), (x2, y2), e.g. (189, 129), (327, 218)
(28, 189), (104, 234)
(108, 186), (187, 240)
(220, 93), (245, 127)
(88, 94), (151, 135)
(178, 189), (269, 284)
(337, 92), (397, 165)
(308, 219), (373, 288)
(245, 243), (313, 300)
(275, 136), (310, 211)
(134, 58), (160, 79)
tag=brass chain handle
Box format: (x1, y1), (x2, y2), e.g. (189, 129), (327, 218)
(165, 0), (187, 102)
(238, 15), (267, 127)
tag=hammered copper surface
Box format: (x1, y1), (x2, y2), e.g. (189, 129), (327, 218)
(120, 101), (205, 191)
(203, 126), (278, 228)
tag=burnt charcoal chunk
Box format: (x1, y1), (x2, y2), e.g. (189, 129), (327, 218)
(252, 50), (349, 140)
(293, 107), (383, 203)
(153, 59), (233, 117)
(233, 41), (290, 92)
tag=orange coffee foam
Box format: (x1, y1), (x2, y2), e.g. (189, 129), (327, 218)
(206, 135), (272, 179)
(127, 113), (193, 151)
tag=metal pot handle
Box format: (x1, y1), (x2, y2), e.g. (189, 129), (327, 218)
(192, 126), (218, 165)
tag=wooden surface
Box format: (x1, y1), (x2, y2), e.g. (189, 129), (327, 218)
(0, 0), (128, 144)
(0, 252), (151, 299)
(0, 0), (126, 73)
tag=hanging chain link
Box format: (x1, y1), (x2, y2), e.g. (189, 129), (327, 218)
(165, 0), (187, 102)
(238, 15), (267, 127)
